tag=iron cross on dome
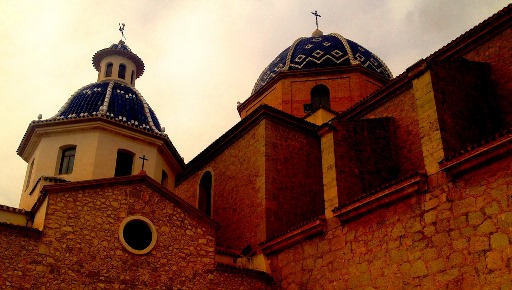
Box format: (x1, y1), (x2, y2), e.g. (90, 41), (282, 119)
(311, 10), (321, 29)
(119, 23), (126, 41)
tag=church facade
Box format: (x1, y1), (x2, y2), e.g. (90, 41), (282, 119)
(0, 5), (511, 289)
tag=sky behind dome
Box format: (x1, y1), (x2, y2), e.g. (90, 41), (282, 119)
(0, 0), (509, 207)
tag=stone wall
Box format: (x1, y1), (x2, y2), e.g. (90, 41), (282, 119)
(264, 119), (324, 240)
(430, 59), (501, 157)
(363, 88), (424, 178)
(268, 154), (512, 289)
(176, 115), (324, 250)
(176, 121), (267, 251)
(332, 117), (398, 204)
(464, 28), (512, 128)
(0, 178), (271, 289)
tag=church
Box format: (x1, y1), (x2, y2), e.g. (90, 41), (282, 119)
(0, 4), (511, 289)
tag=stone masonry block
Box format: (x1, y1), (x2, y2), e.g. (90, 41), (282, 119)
(486, 250), (504, 269)
(476, 219), (496, 233)
(470, 236), (489, 252)
(411, 260), (428, 277)
(453, 198), (476, 216)
(490, 232), (509, 249)
(468, 211), (485, 226)
(423, 210), (436, 224)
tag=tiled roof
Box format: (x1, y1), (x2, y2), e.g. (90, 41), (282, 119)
(252, 33), (392, 94)
(0, 221), (42, 235)
(0, 204), (27, 214)
(53, 80), (162, 133)
(259, 215), (325, 245)
(440, 127), (512, 163)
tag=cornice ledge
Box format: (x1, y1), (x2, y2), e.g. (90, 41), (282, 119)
(333, 173), (427, 223)
(215, 263), (273, 283)
(439, 132), (512, 180)
(259, 216), (326, 255)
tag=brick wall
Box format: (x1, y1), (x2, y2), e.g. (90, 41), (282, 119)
(288, 73), (385, 118)
(241, 71), (386, 119)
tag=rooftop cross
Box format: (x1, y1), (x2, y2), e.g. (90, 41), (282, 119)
(119, 23), (126, 41)
(139, 155), (148, 171)
(311, 10), (321, 30)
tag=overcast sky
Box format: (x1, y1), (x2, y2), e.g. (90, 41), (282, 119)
(0, 0), (508, 207)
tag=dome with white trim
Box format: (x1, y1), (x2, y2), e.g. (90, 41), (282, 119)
(50, 41), (162, 133)
(252, 30), (393, 94)
(53, 80), (163, 133)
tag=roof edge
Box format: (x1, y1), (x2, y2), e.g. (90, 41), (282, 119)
(336, 3), (512, 121)
(17, 116), (185, 170)
(238, 65), (390, 114)
(33, 173), (219, 230)
(177, 105), (319, 183)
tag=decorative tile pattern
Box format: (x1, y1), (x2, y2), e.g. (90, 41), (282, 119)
(53, 81), (163, 133)
(251, 34), (393, 94)
(252, 47), (290, 94)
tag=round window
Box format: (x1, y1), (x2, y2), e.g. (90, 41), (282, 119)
(118, 216), (157, 254)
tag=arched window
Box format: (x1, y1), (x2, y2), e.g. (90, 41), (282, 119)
(198, 171), (212, 217)
(24, 159), (35, 190)
(118, 64), (126, 79)
(59, 146), (76, 175)
(130, 70), (135, 85)
(311, 84), (330, 111)
(115, 149), (134, 177)
(105, 63), (113, 77)
(161, 170), (168, 187)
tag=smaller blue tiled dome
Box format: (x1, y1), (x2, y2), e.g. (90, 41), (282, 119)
(108, 42), (132, 52)
(53, 80), (162, 133)
(92, 40), (145, 78)
(252, 32), (392, 94)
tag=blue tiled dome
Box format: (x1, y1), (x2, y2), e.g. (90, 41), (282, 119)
(53, 81), (163, 133)
(252, 33), (392, 94)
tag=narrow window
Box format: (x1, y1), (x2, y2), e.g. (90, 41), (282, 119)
(198, 171), (212, 217)
(24, 159), (35, 190)
(105, 63), (113, 77)
(311, 84), (330, 111)
(161, 170), (168, 187)
(115, 150), (134, 177)
(59, 147), (76, 175)
(130, 70), (135, 85)
(118, 64), (126, 79)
